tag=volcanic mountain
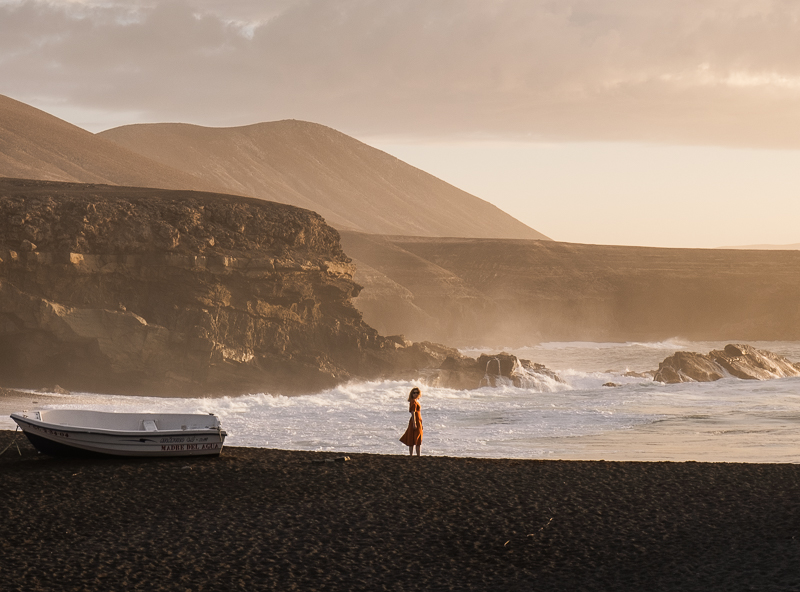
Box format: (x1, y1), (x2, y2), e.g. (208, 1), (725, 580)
(0, 94), (223, 192)
(0, 94), (546, 239)
(99, 120), (548, 239)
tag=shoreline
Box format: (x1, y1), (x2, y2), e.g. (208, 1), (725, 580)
(3, 429), (800, 591)
(5, 386), (800, 464)
(0, 386), (77, 414)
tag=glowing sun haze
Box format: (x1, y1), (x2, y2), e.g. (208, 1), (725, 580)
(2, 0), (799, 248)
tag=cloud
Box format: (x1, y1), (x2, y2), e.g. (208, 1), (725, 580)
(3, 0), (800, 146)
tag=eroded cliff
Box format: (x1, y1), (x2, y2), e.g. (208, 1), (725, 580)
(0, 178), (408, 395)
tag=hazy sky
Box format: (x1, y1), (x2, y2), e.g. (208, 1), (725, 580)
(2, 0), (800, 247)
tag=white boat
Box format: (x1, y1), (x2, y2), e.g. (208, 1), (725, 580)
(10, 409), (227, 457)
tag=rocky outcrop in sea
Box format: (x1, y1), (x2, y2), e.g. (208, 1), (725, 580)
(654, 343), (800, 384)
(423, 351), (563, 391)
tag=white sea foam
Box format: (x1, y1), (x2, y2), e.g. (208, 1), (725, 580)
(3, 341), (800, 461)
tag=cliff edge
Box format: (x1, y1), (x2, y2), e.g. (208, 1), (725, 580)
(0, 178), (412, 395)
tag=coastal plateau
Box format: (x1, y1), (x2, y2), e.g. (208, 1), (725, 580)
(341, 232), (800, 346)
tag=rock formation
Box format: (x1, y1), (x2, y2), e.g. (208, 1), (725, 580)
(0, 178), (456, 396)
(424, 351), (563, 391)
(654, 344), (800, 384)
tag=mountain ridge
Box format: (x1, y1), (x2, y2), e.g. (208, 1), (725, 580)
(99, 119), (548, 239)
(716, 243), (800, 251)
(0, 94), (226, 193)
(0, 93), (546, 240)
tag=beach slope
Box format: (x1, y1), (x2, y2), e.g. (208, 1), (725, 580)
(2, 430), (799, 591)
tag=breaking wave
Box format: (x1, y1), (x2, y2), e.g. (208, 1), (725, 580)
(3, 341), (800, 461)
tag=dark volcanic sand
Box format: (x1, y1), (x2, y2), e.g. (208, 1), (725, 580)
(2, 430), (800, 591)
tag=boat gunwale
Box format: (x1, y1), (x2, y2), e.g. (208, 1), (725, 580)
(10, 413), (226, 438)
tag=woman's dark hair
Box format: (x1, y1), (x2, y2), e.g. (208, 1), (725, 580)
(408, 387), (421, 402)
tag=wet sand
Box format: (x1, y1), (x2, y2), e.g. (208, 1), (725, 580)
(3, 430), (800, 591)
(542, 415), (800, 463)
(0, 387), (69, 417)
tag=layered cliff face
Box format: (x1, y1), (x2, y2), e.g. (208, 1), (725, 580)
(0, 178), (401, 395)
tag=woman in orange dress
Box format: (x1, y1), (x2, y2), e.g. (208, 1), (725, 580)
(399, 387), (423, 456)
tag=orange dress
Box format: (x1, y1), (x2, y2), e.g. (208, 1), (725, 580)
(400, 399), (423, 446)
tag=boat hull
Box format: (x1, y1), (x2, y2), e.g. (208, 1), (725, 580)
(11, 414), (226, 457)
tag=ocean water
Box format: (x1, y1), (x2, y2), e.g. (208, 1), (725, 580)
(4, 340), (800, 462)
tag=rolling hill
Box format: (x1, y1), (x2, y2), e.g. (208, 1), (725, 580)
(99, 120), (548, 239)
(1, 94), (546, 239)
(0, 94), (222, 192)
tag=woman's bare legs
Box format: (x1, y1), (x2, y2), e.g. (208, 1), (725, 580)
(415, 444), (421, 456)
(408, 445), (414, 456)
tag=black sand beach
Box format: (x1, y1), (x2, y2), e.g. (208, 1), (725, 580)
(2, 430), (800, 591)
